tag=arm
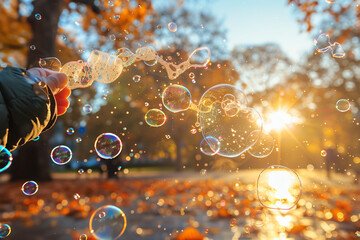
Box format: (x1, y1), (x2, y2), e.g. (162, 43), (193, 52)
(0, 67), (70, 151)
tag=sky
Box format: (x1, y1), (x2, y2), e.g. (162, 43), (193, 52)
(155, 0), (315, 61)
(208, 0), (314, 61)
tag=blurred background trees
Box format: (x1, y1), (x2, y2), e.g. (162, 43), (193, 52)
(1, 0), (360, 179)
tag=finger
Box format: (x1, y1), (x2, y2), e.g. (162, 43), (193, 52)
(44, 73), (68, 94)
(55, 87), (71, 98)
(27, 68), (58, 77)
(55, 97), (70, 108)
(57, 106), (67, 116)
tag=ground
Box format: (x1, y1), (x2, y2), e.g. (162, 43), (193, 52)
(0, 169), (359, 240)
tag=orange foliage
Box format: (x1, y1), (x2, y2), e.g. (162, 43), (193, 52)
(176, 227), (204, 240)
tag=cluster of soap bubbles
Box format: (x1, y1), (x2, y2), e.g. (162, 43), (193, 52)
(158, 83), (275, 158)
(257, 165), (302, 210)
(89, 205), (127, 240)
(38, 46), (210, 89)
(314, 33), (345, 58)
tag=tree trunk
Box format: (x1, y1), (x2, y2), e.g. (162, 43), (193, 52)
(11, 0), (64, 181)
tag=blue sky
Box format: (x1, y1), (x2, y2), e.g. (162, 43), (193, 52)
(154, 0), (314, 61)
(208, 0), (313, 61)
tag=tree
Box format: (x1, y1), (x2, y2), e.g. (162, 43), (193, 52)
(0, 0), (154, 181)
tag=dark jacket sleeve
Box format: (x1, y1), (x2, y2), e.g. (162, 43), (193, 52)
(0, 67), (57, 151)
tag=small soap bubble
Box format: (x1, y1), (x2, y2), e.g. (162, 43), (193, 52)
(314, 33), (331, 53)
(190, 128), (197, 134)
(229, 218), (237, 227)
(200, 169), (207, 175)
(162, 84), (192, 113)
(114, 15), (120, 20)
(257, 165), (302, 210)
(145, 109), (167, 127)
(132, 75), (141, 82)
(0, 146), (12, 173)
(30, 45), (36, 50)
(21, 181), (39, 196)
(331, 42), (345, 58)
(189, 47), (211, 67)
(246, 131), (275, 158)
(76, 137), (82, 143)
(89, 205), (127, 239)
(94, 133), (123, 159)
(145, 102), (149, 106)
(189, 72), (195, 79)
(109, 34), (116, 41)
(79, 234), (87, 240)
(78, 169), (84, 174)
(320, 150), (327, 157)
(0, 224), (11, 238)
(336, 99), (350, 112)
(35, 13), (42, 20)
(356, 231), (360, 237)
(32, 136), (40, 141)
(251, 210), (266, 228)
(74, 193), (80, 200)
(325, 0), (337, 3)
(192, 79), (196, 84)
(67, 128), (75, 135)
(168, 22), (177, 32)
(51, 145), (72, 165)
(243, 224), (251, 234)
(200, 136), (220, 156)
(83, 104), (93, 113)
(108, 0), (114, 7)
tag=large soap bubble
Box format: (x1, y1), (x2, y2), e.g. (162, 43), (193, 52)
(257, 165), (302, 210)
(198, 84), (263, 157)
(145, 109), (167, 127)
(94, 133), (123, 159)
(21, 181), (39, 196)
(89, 205), (127, 240)
(0, 224), (11, 238)
(162, 84), (192, 113)
(0, 146), (12, 173)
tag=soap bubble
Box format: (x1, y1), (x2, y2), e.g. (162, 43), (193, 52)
(198, 84), (262, 157)
(162, 84), (191, 113)
(0, 224), (11, 238)
(243, 224), (251, 234)
(109, 34), (116, 41)
(79, 234), (87, 240)
(0, 146), (12, 173)
(74, 193), (80, 200)
(331, 42), (345, 58)
(108, 0), (114, 7)
(30, 45), (36, 50)
(325, 0), (337, 3)
(51, 145), (72, 165)
(83, 104), (92, 113)
(132, 75), (141, 82)
(251, 210), (266, 228)
(320, 150), (327, 157)
(168, 22), (177, 32)
(142, 46), (159, 66)
(246, 130), (275, 158)
(336, 99), (350, 112)
(39, 57), (62, 71)
(78, 169), (84, 174)
(67, 128), (75, 135)
(257, 165), (302, 210)
(189, 47), (211, 67)
(32, 136), (40, 141)
(89, 205), (127, 240)
(21, 181), (39, 196)
(200, 136), (220, 156)
(76, 137), (82, 143)
(94, 133), (123, 159)
(35, 13), (42, 20)
(314, 33), (331, 53)
(145, 109), (167, 127)
(189, 72), (195, 79)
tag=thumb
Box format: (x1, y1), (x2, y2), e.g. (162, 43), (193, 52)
(42, 73), (68, 95)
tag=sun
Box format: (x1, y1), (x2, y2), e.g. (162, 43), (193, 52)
(264, 110), (301, 132)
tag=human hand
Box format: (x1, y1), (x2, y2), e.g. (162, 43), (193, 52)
(27, 68), (71, 116)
